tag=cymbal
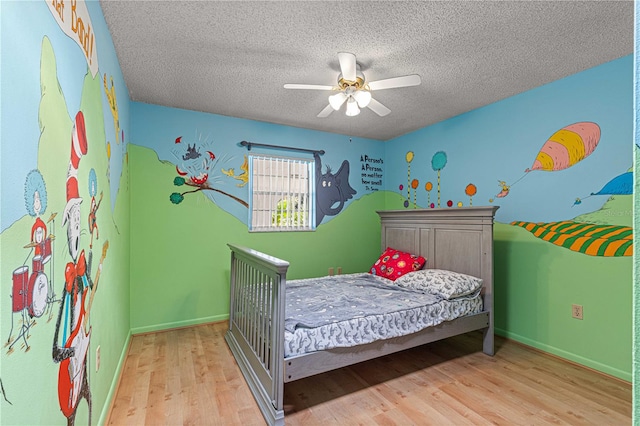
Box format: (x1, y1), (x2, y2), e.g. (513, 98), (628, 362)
(47, 212), (57, 223)
(23, 242), (37, 248)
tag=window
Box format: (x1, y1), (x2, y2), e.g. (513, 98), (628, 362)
(248, 154), (315, 232)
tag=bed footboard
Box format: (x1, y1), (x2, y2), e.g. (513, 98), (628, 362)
(224, 244), (288, 426)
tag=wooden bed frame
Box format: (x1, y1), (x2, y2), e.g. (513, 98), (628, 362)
(225, 206), (499, 426)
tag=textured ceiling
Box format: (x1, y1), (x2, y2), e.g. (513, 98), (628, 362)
(99, 1), (633, 141)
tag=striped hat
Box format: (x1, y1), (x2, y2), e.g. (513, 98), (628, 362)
(63, 111), (88, 225)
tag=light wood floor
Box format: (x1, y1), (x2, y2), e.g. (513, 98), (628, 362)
(107, 322), (631, 425)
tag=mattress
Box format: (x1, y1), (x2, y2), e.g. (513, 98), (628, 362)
(284, 273), (483, 358)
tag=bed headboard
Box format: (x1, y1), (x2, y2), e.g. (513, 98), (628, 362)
(377, 206), (499, 299)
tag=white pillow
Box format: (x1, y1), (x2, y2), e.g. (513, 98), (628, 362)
(394, 269), (483, 300)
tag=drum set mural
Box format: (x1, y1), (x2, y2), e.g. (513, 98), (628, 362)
(8, 212), (59, 351)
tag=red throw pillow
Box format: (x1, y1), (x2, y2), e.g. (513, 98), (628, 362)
(370, 247), (426, 281)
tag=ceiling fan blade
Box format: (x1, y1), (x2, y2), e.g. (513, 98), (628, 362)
(367, 74), (421, 91)
(367, 98), (391, 117)
(317, 104), (334, 118)
(284, 84), (334, 90)
(338, 52), (357, 82)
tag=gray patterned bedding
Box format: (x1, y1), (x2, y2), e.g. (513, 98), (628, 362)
(284, 273), (483, 358)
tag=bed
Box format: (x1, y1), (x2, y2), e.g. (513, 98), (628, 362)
(225, 206), (498, 426)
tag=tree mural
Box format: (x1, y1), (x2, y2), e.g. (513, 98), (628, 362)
(431, 151), (447, 207)
(405, 151), (414, 208)
(425, 181), (433, 208)
(465, 183), (477, 206)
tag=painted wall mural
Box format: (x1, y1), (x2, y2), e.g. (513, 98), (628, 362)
(465, 183), (477, 206)
(359, 154), (383, 192)
(511, 220), (632, 256)
(492, 121), (630, 257)
(490, 122), (601, 202)
(103, 74), (120, 146)
(7, 169), (58, 352)
(87, 169), (103, 249)
(400, 150), (457, 209)
(574, 171), (633, 205)
(394, 121), (631, 257)
(431, 151), (448, 207)
(512, 167), (633, 257)
(169, 135), (248, 207)
(314, 152), (357, 225)
(221, 155), (249, 187)
(2, 2), (130, 424)
(46, 0), (98, 78)
(165, 133), (358, 227)
(403, 151), (416, 207)
(51, 111), (108, 424)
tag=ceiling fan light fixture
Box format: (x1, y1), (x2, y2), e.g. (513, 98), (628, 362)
(328, 92), (347, 110)
(353, 90), (372, 108)
(345, 97), (360, 116)
(284, 52), (420, 119)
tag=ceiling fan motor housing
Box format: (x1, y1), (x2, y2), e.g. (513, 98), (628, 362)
(338, 64), (366, 89)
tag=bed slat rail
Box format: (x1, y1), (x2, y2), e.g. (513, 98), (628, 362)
(225, 244), (288, 426)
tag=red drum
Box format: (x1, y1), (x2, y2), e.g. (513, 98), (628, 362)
(27, 272), (48, 318)
(32, 255), (43, 273)
(12, 266), (28, 312)
(41, 237), (52, 264)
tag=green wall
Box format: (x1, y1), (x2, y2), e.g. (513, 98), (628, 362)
(128, 144), (386, 333)
(493, 223), (631, 378)
(383, 56), (633, 381)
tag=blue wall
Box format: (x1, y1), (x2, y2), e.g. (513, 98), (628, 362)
(385, 56), (632, 225)
(384, 56), (633, 380)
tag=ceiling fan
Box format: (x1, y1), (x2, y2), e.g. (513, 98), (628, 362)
(284, 52), (421, 118)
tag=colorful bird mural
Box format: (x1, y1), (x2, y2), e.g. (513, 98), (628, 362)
(221, 155), (249, 187)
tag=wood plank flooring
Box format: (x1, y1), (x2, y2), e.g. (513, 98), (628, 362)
(107, 322), (631, 425)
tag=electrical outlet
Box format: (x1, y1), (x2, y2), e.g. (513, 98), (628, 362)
(96, 345), (101, 372)
(337, 267), (342, 275)
(328, 267), (334, 276)
(572, 304), (583, 320)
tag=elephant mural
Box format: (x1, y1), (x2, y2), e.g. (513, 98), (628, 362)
(314, 153), (356, 225)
